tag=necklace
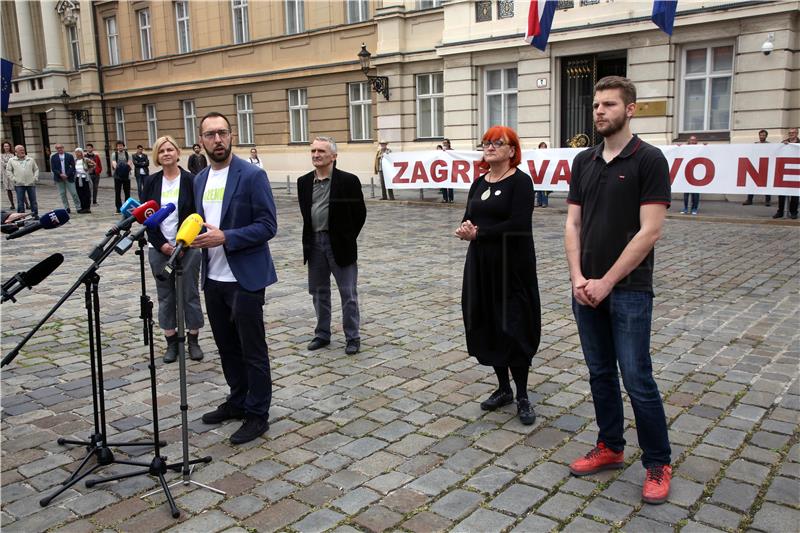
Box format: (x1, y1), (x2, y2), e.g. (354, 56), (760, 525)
(481, 167), (513, 200)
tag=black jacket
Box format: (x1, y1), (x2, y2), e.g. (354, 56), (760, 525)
(141, 168), (196, 252)
(298, 167), (366, 267)
(188, 153), (207, 175)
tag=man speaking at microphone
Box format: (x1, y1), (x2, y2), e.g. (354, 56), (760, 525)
(192, 112), (278, 445)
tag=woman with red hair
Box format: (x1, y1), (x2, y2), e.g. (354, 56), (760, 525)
(455, 125), (541, 425)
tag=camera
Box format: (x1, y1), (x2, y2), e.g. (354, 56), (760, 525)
(762, 33), (775, 56)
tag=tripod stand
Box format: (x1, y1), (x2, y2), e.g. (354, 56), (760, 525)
(36, 231), (163, 507)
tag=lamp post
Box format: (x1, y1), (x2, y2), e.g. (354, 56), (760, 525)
(60, 89), (91, 124)
(358, 43), (389, 100)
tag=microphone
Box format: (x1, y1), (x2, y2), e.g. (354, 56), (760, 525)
(6, 210), (70, 240)
(120, 197), (141, 217)
(157, 214), (203, 281)
(2, 253), (64, 303)
(105, 200), (159, 237)
(114, 204), (175, 255)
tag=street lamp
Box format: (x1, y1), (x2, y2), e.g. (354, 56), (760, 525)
(358, 43), (389, 100)
(60, 89), (91, 124)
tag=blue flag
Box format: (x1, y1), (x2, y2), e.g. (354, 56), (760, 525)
(1, 58), (12, 113)
(652, 0), (678, 36)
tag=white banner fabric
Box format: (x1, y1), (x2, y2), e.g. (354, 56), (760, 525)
(382, 143), (800, 195)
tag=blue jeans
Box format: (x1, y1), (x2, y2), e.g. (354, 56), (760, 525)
(683, 193), (699, 212)
(572, 289), (671, 467)
(536, 191), (548, 206)
(15, 186), (38, 217)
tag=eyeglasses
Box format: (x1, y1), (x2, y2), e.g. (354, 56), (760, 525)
(201, 129), (231, 141)
(481, 140), (507, 149)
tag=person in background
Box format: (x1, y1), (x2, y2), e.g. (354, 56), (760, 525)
(141, 135), (204, 364)
(536, 142), (549, 208)
(111, 141), (132, 211)
(50, 143), (81, 214)
(681, 135), (700, 215)
(374, 140), (394, 201)
(249, 148), (263, 169)
(132, 145), (150, 198)
(743, 130), (771, 206)
(85, 143), (102, 206)
(2, 141), (15, 210)
(456, 125), (541, 426)
(73, 147), (94, 213)
(6, 145), (39, 217)
(188, 143), (207, 175)
(773, 127), (799, 219)
(441, 138), (455, 203)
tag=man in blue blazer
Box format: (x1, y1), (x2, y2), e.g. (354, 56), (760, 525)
(192, 112), (278, 445)
(50, 143), (81, 213)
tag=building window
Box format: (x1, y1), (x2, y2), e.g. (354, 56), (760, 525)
(347, 0), (369, 23)
(349, 82), (371, 141)
(416, 73), (444, 139)
(232, 0), (249, 44)
(288, 88), (308, 143)
(138, 9), (153, 60)
(286, 0), (304, 34)
(236, 94), (254, 145)
(418, 0), (443, 9)
(175, 1), (192, 54)
(485, 67), (518, 130)
(105, 17), (119, 65)
(114, 107), (126, 145)
(145, 104), (158, 147)
(182, 100), (197, 146)
(75, 116), (86, 148)
(67, 25), (80, 70)
(681, 44), (733, 132)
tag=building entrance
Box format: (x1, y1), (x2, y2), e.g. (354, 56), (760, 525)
(559, 52), (627, 147)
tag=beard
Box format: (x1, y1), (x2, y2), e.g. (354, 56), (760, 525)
(595, 114), (628, 138)
(206, 143), (231, 163)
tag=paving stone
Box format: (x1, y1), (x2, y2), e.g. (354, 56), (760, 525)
(750, 431), (791, 451)
(465, 465), (517, 494)
(243, 499), (310, 532)
(490, 483), (547, 514)
(220, 494), (267, 519)
(677, 521), (726, 533)
(401, 510), (452, 533)
(678, 456), (722, 483)
(537, 492), (584, 521)
(365, 471), (413, 494)
(431, 489), (484, 520)
(325, 469), (369, 490)
(292, 509), (345, 533)
(408, 467), (462, 496)
(695, 504), (744, 530)
(562, 516), (612, 532)
(638, 502), (690, 524)
(253, 480), (296, 502)
(294, 482), (342, 506)
(583, 497), (633, 523)
(726, 459), (771, 485)
(520, 461), (570, 490)
(710, 478), (759, 511)
(167, 509), (234, 532)
(750, 502), (800, 533)
(338, 437), (388, 459)
(442, 447), (492, 474)
(381, 488), (429, 513)
(63, 490), (119, 517)
(621, 516), (673, 533)
(331, 487), (381, 514)
(703, 427), (747, 449)
(764, 476), (799, 506)
(667, 476), (705, 507)
(454, 508), (515, 532)
(353, 505), (403, 532)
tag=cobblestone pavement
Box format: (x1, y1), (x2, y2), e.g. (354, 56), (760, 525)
(2, 183), (798, 533)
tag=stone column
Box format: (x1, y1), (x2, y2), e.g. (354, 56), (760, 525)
(14, 0), (38, 71)
(40, 0), (66, 70)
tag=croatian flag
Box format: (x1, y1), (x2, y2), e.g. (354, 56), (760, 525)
(526, 0), (557, 52)
(651, 0), (678, 35)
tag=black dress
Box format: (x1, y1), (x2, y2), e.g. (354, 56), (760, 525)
(461, 168), (541, 367)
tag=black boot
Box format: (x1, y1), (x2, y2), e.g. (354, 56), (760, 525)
(164, 334), (178, 364)
(187, 332), (204, 361)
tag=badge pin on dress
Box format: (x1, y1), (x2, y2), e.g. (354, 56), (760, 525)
(494, 190), (501, 196)
(481, 189), (491, 201)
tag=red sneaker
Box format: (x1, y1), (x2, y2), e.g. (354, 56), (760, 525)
(642, 464), (672, 504)
(569, 443), (624, 476)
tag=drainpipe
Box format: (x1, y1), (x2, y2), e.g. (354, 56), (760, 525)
(91, 1), (111, 175)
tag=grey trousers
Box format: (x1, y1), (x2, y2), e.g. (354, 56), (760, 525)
(148, 247), (204, 331)
(55, 180), (81, 211)
(308, 231), (360, 342)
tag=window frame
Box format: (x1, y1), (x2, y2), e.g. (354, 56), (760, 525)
(235, 94), (255, 145)
(288, 88), (309, 144)
(232, 0), (250, 44)
(137, 8), (153, 60)
(285, 0), (305, 35)
(105, 16), (120, 65)
(67, 25), (80, 70)
(75, 115), (86, 149)
(145, 104), (158, 147)
(483, 66), (519, 131)
(416, 72), (445, 139)
(346, 0), (369, 23)
(348, 81), (372, 141)
(418, 0), (443, 9)
(182, 100), (197, 147)
(679, 41), (734, 133)
(114, 107), (127, 145)
(175, 1), (192, 54)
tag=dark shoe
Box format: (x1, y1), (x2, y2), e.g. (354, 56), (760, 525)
(163, 334), (179, 364)
(480, 389), (514, 411)
(773, 212), (784, 219)
(307, 337), (330, 351)
(202, 402), (246, 424)
(78, 208), (91, 214)
(517, 398), (536, 425)
(791, 213), (798, 220)
(66, 208), (71, 213)
(742, 200), (752, 205)
(345, 339), (360, 355)
(230, 416), (269, 444)
(187, 332), (204, 361)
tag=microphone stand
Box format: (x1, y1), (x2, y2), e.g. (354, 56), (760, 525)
(143, 250), (223, 500)
(29, 229), (163, 507)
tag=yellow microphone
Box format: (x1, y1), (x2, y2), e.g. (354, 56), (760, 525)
(158, 214), (204, 280)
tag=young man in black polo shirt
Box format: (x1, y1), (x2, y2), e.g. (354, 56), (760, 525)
(564, 76), (672, 504)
